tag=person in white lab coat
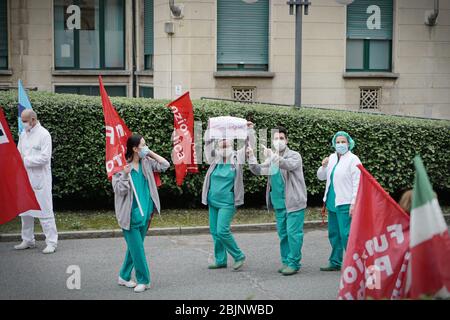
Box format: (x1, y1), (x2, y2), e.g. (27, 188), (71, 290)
(14, 109), (58, 254)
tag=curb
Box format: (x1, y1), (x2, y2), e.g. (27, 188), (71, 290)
(0, 220), (327, 243)
(1, 215), (449, 243)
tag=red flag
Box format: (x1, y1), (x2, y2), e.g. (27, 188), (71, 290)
(338, 164), (411, 300)
(99, 76), (161, 186)
(99, 76), (132, 180)
(167, 92), (198, 186)
(0, 107), (41, 225)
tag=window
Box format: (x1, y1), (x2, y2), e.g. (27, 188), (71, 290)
(0, 0), (7, 69)
(346, 0), (393, 72)
(139, 86), (154, 98)
(217, 0), (269, 71)
(143, 0), (153, 70)
(54, 0), (125, 69)
(55, 85), (127, 96)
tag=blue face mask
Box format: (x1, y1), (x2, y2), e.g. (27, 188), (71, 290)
(335, 143), (348, 155)
(138, 146), (150, 159)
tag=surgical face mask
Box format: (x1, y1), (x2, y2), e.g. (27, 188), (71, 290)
(23, 122), (32, 132)
(335, 143), (348, 155)
(272, 139), (286, 152)
(218, 146), (233, 158)
(138, 146), (150, 159)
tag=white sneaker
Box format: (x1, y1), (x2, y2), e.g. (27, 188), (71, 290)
(118, 276), (137, 288)
(14, 241), (36, 250)
(134, 284), (150, 293)
(42, 245), (57, 254)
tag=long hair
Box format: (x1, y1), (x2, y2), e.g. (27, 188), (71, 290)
(125, 134), (143, 161)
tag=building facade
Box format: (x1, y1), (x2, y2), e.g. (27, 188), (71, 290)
(0, 0), (449, 119)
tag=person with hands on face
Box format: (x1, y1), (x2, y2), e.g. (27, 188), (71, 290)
(112, 134), (170, 293)
(247, 126), (307, 276)
(317, 131), (361, 272)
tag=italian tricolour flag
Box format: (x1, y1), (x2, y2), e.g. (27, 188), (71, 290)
(406, 156), (450, 299)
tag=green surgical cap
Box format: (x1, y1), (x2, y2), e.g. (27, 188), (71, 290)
(332, 131), (355, 151)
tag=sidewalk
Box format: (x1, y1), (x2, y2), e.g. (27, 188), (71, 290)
(1, 215), (449, 243)
(0, 220), (326, 242)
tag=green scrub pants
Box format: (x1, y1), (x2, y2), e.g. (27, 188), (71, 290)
(120, 220), (151, 285)
(209, 205), (245, 266)
(327, 204), (351, 268)
(275, 208), (305, 271)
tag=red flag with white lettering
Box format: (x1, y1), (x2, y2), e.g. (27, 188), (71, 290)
(167, 92), (198, 186)
(99, 76), (132, 180)
(0, 107), (41, 225)
(338, 164), (411, 300)
(99, 76), (161, 186)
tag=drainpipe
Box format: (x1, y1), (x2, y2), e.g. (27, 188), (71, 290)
(132, 0), (137, 97)
(169, 0), (183, 18)
(425, 0), (439, 26)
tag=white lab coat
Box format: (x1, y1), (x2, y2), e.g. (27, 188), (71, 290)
(18, 122), (54, 218)
(317, 151), (361, 207)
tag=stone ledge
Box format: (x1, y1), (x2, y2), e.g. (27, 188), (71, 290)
(213, 71), (275, 78)
(343, 72), (399, 79)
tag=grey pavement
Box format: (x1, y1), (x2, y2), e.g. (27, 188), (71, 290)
(0, 228), (341, 300)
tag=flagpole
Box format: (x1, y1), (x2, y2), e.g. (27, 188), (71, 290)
(129, 176), (144, 217)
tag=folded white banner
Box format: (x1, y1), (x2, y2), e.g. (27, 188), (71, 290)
(207, 116), (247, 140)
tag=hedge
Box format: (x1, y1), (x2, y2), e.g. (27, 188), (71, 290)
(1, 90), (449, 208)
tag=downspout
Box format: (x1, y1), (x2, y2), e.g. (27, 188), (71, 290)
(132, 0), (137, 97)
(169, 0), (183, 18)
(425, 0), (439, 26)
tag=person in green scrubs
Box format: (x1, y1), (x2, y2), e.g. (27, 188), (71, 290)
(248, 126), (308, 276)
(202, 121), (255, 271)
(112, 134), (170, 293)
(317, 131), (361, 272)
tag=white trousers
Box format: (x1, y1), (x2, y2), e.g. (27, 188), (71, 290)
(21, 215), (58, 247)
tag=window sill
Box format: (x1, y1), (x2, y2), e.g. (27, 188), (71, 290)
(214, 71), (275, 78)
(135, 70), (153, 76)
(343, 72), (399, 79)
(0, 69), (13, 76)
(52, 69), (132, 76)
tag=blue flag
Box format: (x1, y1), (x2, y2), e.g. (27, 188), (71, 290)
(18, 79), (32, 136)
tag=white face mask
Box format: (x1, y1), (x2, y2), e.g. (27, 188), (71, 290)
(218, 146), (233, 158)
(23, 122), (32, 132)
(272, 139), (287, 152)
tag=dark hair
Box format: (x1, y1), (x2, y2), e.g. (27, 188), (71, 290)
(125, 134), (143, 161)
(273, 126), (288, 139)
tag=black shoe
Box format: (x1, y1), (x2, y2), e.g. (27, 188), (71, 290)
(208, 264), (227, 269)
(320, 265), (341, 271)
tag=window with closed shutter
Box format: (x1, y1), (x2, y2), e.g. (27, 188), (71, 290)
(217, 0), (269, 71)
(0, 0), (7, 69)
(346, 0), (393, 72)
(144, 0), (153, 70)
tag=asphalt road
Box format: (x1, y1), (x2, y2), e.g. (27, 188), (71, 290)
(0, 228), (341, 300)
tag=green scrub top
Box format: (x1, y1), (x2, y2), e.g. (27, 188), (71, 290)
(269, 163), (286, 210)
(130, 162), (153, 228)
(208, 163), (236, 209)
(325, 161), (339, 212)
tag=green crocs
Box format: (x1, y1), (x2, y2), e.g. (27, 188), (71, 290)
(232, 257), (246, 271)
(278, 265), (288, 273)
(281, 266), (299, 276)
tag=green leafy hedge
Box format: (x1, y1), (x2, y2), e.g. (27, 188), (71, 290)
(1, 90), (449, 208)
